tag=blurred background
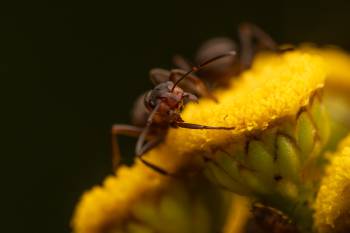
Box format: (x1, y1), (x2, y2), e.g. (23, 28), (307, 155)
(2, 1), (350, 233)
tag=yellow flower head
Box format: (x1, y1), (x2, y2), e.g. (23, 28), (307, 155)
(314, 134), (350, 233)
(72, 50), (328, 233)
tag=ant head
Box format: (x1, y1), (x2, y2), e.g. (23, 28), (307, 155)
(144, 81), (188, 112)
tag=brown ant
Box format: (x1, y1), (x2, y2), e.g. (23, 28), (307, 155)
(111, 52), (236, 175)
(249, 204), (300, 233)
(173, 22), (280, 87)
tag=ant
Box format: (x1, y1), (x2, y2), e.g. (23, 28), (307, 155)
(111, 52), (237, 175)
(250, 204), (300, 233)
(172, 23), (280, 87)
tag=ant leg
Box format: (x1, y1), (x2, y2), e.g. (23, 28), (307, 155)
(195, 37), (237, 66)
(135, 104), (159, 156)
(139, 156), (170, 176)
(111, 124), (143, 169)
(112, 123), (169, 175)
(175, 121), (235, 130)
(238, 22), (277, 70)
(136, 136), (163, 155)
(149, 68), (171, 85)
(195, 37), (238, 83)
(170, 51), (236, 93)
(134, 104), (173, 176)
(136, 138), (171, 176)
(172, 54), (192, 71)
(168, 69), (217, 102)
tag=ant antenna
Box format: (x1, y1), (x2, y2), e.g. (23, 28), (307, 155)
(171, 50), (237, 91)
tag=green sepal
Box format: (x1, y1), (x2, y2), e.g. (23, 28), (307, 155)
(295, 112), (316, 162)
(215, 150), (242, 182)
(276, 135), (301, 183)
(205, 162), (251, 196)
(247, 140), (274, 182)
(274, 180), (299, 200)
(240, 169), (272, 194)
(310, 97), (330, 144)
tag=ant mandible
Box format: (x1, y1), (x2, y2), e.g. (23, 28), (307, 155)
(111, 52), (236, 175)
(172, 23), (279, 87)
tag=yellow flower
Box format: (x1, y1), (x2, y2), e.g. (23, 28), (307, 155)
(314, 134), (350, 233)
(72, 50), (328, 233)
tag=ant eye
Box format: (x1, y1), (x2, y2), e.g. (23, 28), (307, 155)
(144, 91), (157, 109)
(149, 100), (156, 108)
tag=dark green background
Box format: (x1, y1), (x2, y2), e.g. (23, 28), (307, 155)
(2, 1), (350, 233)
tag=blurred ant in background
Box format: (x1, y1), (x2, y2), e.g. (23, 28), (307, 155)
(111, 52), (236, 174)
(172, 22), (279, 87)
(247, 203), (300, 233)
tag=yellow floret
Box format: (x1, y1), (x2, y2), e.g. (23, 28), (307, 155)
(314, 134), (350, 232)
